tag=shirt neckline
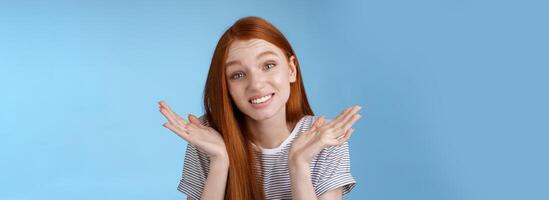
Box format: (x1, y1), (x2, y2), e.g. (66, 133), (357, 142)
(251, 115), (309, 155)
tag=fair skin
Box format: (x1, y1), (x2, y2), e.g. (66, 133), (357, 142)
(224, 39), (297, 149)
(159, 103), (229, 200)
(159, 39), (362, 200)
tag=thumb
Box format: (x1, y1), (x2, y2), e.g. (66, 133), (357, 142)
(188, 114), (203, 126)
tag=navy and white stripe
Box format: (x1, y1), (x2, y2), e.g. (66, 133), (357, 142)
(177, 115), (356, 199)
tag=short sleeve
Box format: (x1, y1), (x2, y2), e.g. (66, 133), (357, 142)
(176, 115), (211, 199)
(312, 141), (357, 197)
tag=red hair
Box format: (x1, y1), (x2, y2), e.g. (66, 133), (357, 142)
(202, 16), (314, 200)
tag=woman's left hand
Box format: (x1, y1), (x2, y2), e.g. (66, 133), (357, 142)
(289, 105), (363, 165)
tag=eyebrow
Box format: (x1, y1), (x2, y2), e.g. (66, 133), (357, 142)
(225, 50), (279, 69)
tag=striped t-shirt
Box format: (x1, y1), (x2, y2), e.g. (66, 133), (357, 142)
(177, 115), (356, 199)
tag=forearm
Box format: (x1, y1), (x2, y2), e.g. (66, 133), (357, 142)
(200, 157), (229, 200)
(289, 159), (318, 200)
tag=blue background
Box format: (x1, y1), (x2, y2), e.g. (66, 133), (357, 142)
(1, 0), (548, 199)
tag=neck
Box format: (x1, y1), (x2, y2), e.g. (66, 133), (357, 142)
(245, 110), (293, 149)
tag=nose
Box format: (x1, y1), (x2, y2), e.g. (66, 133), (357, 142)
(247, 70), (266, 91)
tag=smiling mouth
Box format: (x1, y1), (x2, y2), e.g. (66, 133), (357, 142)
(249, 93), (275, 104)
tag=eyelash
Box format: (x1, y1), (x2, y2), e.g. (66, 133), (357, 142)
(230, 63), (276, 80)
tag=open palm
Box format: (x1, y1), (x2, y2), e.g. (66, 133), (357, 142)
(289, 105), (363, 164)
(158, 101), (227, 159)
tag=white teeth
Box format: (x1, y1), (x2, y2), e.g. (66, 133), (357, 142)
(250, 94), (273, 104)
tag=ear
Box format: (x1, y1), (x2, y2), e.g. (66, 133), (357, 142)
(289, 55), (297, 83)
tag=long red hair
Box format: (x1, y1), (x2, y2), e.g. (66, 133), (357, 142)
(202, 16), (314, 200)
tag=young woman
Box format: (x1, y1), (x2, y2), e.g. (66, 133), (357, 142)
(159, 16), (363, 200)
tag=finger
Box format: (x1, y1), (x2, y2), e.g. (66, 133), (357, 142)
(163, 122), (191, 141)
(159, 101), (179, 124)
(338, 128), (354, 144)
(308, 116), (325, 134)
(159, 107), (179, 126)
(340, 113), (362, 134)
(172, 110), (189, 126)
(188, 114), (203, 126)
(339, 106), (361, 125)
(159, 101), (188, 126)
(335, 105), (362, 129)
(189, 114), (209, 131)
(313, 116), (326, 129)
(159, 100), (174, 112)
(328, 106), (353, 126)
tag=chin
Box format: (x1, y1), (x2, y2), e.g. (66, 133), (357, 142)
(243, 103), (283, 122)
(244, 108), (277, 121)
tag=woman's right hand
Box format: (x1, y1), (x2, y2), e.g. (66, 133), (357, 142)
(158, 100), (228, 161)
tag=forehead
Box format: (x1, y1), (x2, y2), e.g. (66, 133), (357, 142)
(226, 39), (283, 61)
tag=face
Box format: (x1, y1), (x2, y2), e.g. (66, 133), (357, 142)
(225, 39), (297, 121)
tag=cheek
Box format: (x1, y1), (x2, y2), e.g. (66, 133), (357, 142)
(273, 69), (292, 88)
(227, 83), (246, 103)
(271, 66), (289, 82)
(270, 72), (292, 99)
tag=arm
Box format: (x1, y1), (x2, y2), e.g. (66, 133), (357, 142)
(289, 157), (343, 200)
(289, 106), (362, 199)
(199, 156), (229, 200)
(158, 101), (229, 200)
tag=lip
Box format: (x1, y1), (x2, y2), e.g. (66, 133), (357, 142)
(249, 93), (275, 109)
(248, 92), (275, 102)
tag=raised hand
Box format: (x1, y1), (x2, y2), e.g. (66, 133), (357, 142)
(158, 100), (228, 160)
(289, 105), (363, 165)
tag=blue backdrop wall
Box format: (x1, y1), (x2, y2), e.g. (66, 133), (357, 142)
(1, 0), (548, 199)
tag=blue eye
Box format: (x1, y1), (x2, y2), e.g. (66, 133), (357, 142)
(264, 63), (276, 70)
(230, 72), (245, 80)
